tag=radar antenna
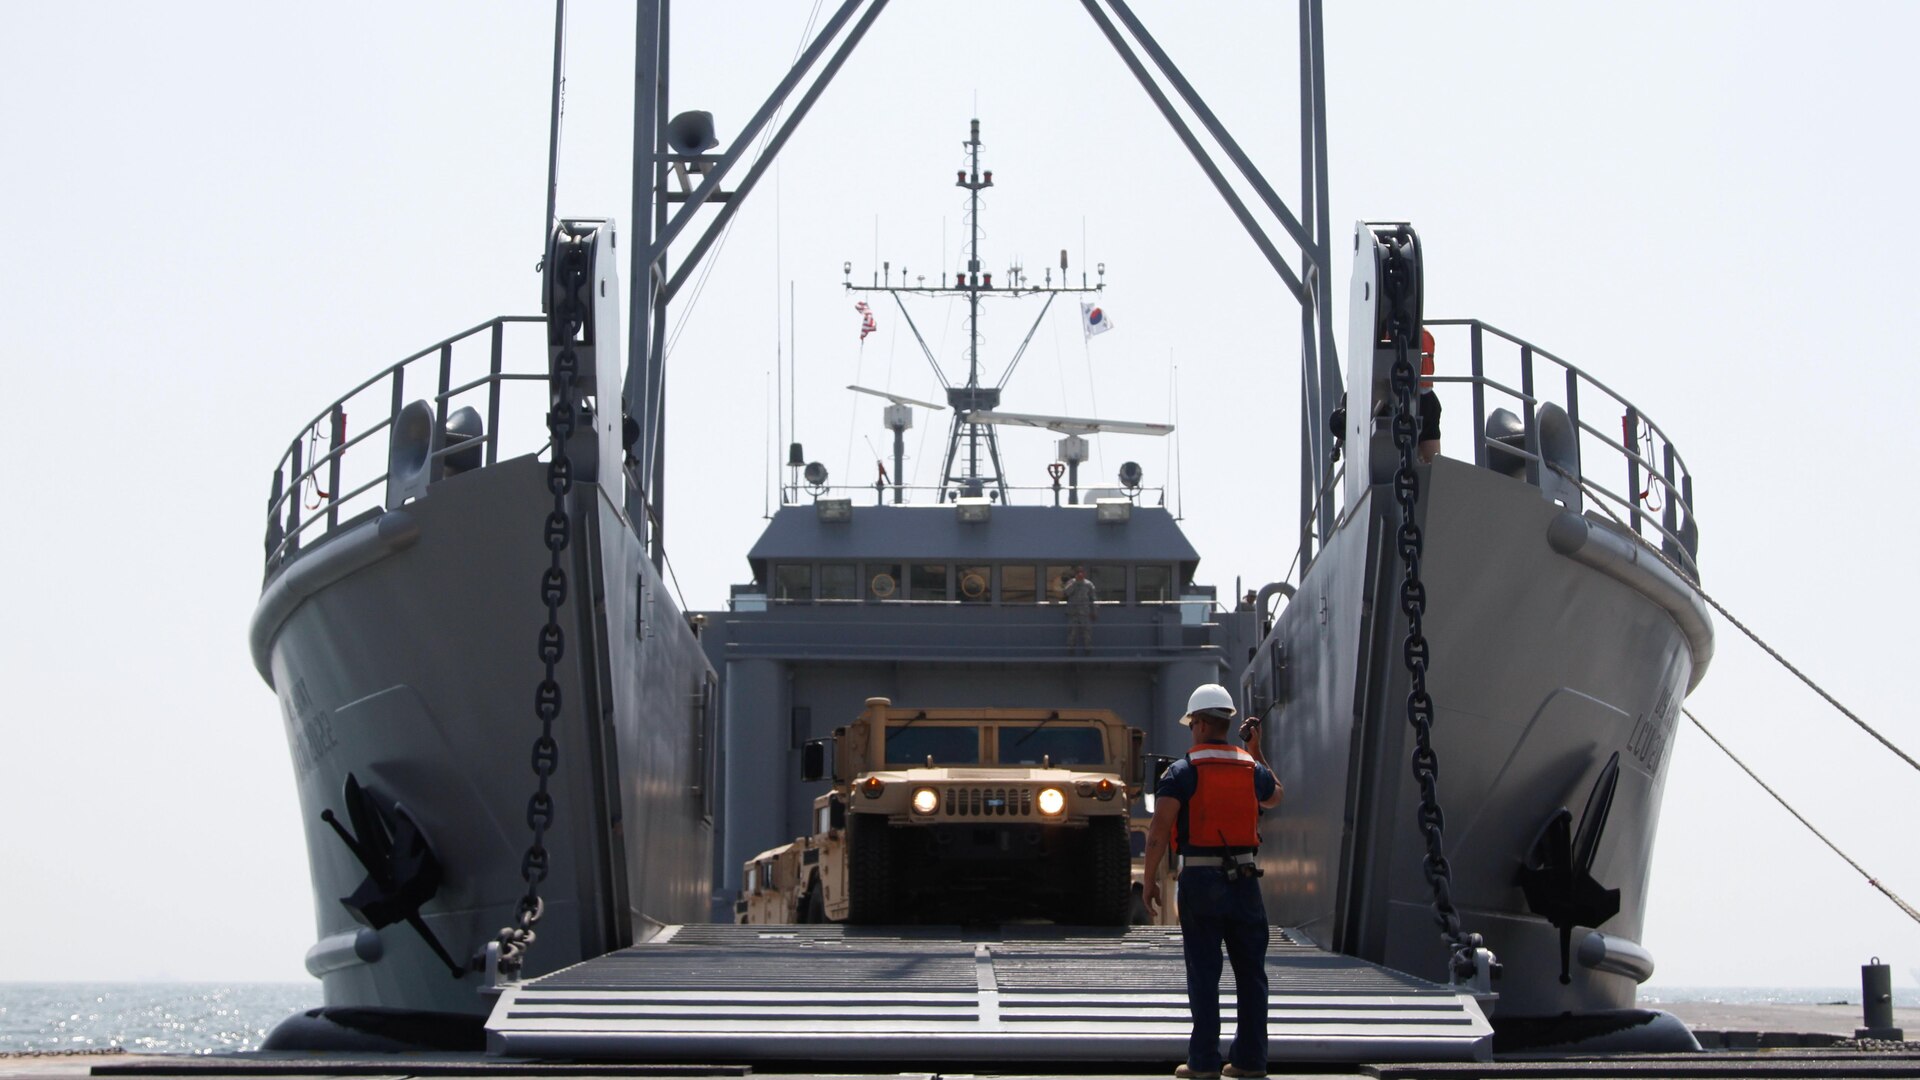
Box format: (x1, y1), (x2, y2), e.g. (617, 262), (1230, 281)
(846, 118), (1105, 504)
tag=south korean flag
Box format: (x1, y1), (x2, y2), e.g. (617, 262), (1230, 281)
(1081, 301), (1113, 338)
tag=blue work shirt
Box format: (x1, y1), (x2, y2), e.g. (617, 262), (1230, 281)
(1155, 739), (1277, 852)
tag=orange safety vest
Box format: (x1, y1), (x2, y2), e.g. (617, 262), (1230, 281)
(1176, 745), (1260, 854)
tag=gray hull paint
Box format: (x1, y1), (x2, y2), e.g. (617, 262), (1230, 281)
(257, 456), (713, 1016)
(1250, 457), (1702, 1016)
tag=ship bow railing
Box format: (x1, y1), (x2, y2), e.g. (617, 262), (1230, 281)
(261, 315), (550, 579)
(1302, 319), (1700, 583)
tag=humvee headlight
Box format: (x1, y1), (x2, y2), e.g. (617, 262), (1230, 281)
(861, 777), (885, 799)
(1095, 778), (1116, 800)
(1037, 787), (1067, 816)
(911, 787), (939, 815)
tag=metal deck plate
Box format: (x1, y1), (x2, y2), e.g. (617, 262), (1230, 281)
(485, 925), (1491, 1063)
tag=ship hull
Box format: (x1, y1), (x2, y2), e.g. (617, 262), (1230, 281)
(1250, 456), (1706, 1022)
(253, 456), (714, 1020)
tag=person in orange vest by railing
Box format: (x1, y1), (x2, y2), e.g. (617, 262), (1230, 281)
(1418, 328), (1442, 464)
(1143, 684), (1284, 1079)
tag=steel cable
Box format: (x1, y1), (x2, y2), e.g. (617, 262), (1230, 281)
(1558, 464), (1920, 777)
(1685, 708), (1920, 927)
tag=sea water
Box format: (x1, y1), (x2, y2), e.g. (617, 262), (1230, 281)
(0, 983), (315, 1054)
(1642, 986), (1920, 1008)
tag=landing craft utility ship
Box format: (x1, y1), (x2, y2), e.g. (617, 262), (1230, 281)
(252, 1), (1719, 1065)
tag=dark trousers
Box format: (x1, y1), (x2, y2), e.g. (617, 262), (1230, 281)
(1177, 867), (1270, 1071)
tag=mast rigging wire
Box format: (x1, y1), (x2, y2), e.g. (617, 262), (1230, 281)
(541, 0), (566, 264)
(993, 294), (1058, 391)
(890, 292), (952, 387)
(657, 0), (825, 479)
(844, 318), (866, 485)
(1081, 322), (1106, 482)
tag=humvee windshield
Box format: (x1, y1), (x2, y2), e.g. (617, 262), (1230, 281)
(885, 724), (980, 766)
(997, 726), (1105, 766)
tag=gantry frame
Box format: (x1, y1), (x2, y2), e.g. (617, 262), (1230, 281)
(618, 0), (1339, 571)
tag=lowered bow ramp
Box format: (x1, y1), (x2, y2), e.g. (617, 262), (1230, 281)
(486, 925), (1491, 1062)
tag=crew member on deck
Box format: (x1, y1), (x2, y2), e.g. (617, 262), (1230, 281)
(1143, 684), (1284, 1079)
(1418, 328), (1442, 464)
(1061, 565), (1097, 655)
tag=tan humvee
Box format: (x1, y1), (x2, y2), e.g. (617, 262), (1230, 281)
(1129, 819), (1180, 925)
(738, 697), (1146, 926)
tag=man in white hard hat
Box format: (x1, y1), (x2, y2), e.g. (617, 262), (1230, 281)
(1143, 683), (1283, 1079)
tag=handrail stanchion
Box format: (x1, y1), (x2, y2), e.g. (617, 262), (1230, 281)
(265, 469), (286, 569)
(487, 321), (505, 468)
(436, 343), (453, 429)
(1519, 345), (1537, 485)
(1623, 406), (1643, 538)
(1565, 367), (1582, 479)
(1662, 442), (1678, 555)
(1681, 472), (1697, 561)
(385, 363), (405, 503)
(327, 404), (345, 531)
(1470, 323), (1487, 469)
(433, 342), (453, 473)
(287, 438), (304, 558)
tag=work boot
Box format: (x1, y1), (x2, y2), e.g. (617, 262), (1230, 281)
(1174, 1066), (1220, 1079)
(1222, 1066), (1266, 1078)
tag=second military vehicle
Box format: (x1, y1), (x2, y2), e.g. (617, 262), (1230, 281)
(739, 697), (1145, 926)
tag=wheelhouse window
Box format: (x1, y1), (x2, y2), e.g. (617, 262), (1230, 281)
(867, 563), (903, 601)
(772, 564), (811, 602)
(1000, 564), (1037, 604)
(819, 563), (858, 601)
(956, 565), (992, 603)
(998, 725), (1106, 766)
(885, 724), (981, 766)
(1044, 565), (1075, 602)
(909, 563), (949, 602)
(1088, 564), (1126, 603)
(1136, 565), (1173, 603)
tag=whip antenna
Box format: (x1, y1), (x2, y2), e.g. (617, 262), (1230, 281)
(541, 0), (567, 266)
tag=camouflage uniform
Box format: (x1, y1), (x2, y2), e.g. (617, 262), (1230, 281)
(1063, 576), (1097, 653)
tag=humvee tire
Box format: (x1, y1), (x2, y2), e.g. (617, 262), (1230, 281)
(846, 814), (895, 924)
(799, 875), (826, 923)
(1080, 816), (1133, 926)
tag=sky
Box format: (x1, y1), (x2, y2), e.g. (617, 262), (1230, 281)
(2, 1), (1917, 990)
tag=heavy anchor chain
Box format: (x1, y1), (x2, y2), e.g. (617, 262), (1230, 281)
(1380, 237), (1493, 989)
(489, 235), (591, 983)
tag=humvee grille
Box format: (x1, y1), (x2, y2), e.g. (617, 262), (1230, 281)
(942, 786), (1033, 816)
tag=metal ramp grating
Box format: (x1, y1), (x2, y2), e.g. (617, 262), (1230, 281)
(486, 924), (1490, 1063)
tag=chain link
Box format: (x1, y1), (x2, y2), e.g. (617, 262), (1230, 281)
(1380, 235), (1482, 980)
(492, 235), (590, 979)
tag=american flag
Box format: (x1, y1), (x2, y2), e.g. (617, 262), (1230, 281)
(855, 300), (877, 341)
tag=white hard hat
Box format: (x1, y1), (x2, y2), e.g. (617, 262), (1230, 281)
(1181, 683), (1236, 726)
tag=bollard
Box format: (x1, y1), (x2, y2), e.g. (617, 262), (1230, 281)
(1856, 956), (1904, 1041)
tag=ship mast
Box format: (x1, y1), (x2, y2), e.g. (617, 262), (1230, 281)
(847, 118), (1103, 504)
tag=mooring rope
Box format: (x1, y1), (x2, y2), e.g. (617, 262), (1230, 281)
(1686, 707), (1920, 927)
(1559, 464), (1920, 777)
